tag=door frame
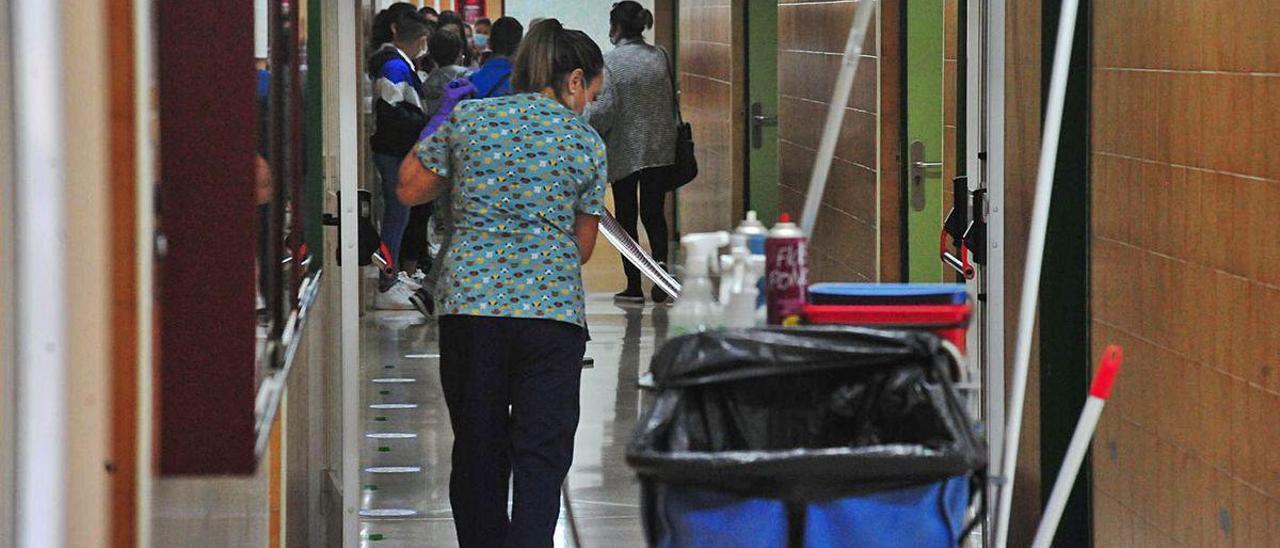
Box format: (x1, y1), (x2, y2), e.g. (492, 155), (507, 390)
(336, 0), (362, 545)
(1037, 0), (1093, 543)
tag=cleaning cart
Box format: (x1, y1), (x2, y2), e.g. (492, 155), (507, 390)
(627, 326), (986, 548)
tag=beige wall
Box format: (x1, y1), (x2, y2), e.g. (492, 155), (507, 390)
(64, 0), (114, 544)
(776, 0), (881, 283)
(677, 0), (744, 234)
(1089, 1), (1280, 545)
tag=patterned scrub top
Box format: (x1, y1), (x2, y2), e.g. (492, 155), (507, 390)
(413, 93), (608, 328)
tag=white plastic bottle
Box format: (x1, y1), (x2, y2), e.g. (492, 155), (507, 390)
(720, 234), (766, 328)
(670, 231), (730, 335)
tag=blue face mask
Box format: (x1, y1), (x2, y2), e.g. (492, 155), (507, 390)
(473, 34), (489, 48)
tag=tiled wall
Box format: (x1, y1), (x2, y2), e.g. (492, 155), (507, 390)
(776, 0), (880, 282)
(677, 0), (743, 234)
(1089, 1), (1280, 545)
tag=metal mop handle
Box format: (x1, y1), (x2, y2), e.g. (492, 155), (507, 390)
(599, 210), (683, 298)
(993, 0), (1083, 545)
(798, 0), (877, 239)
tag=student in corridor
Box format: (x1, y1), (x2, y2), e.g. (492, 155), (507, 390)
(368, 12), (430, 310)
(468, 16), (524, 99)
(396, 19), (607, 548)
(586, 1), (678, 305)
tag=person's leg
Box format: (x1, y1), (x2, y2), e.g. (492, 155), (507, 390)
(400, 203), (433, 275)
(438, 315), (514, 548)
(637, 168), (671, 266)
(638, 169), (672, 301)
(506, 319), (586, 548)
(611, 172), (643, 297)
(374, 153), (411, 291)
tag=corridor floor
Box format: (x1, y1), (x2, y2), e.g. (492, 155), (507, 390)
(357, 293), (668, 547)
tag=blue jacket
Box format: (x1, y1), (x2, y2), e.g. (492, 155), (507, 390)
(468, 57), (514, 99)
(369, 44), (426, 157)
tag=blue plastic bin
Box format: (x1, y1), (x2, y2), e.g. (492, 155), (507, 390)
(807, 283), (968, 306)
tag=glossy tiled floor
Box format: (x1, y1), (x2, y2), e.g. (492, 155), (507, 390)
(358, 255), (666, 547)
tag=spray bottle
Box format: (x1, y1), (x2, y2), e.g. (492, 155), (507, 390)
(720, 234), (767, 328)
(735, 211), (769, 254)
(734, 211), (769, 308)
(765, 213), (809, 326)
(670, 231), (730, 335)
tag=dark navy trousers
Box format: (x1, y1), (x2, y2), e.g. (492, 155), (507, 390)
(438, 315), (587, 548)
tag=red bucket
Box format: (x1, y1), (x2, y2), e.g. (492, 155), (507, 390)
(803, 303), (972, 352)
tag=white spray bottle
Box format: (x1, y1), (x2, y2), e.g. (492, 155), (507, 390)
(670, 231), (730, 335)
(720, 234), (767, 328)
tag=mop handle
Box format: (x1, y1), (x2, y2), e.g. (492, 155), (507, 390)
(1029, 346), (1123, 548)
(993, 0), (1083, 544)
(599, 210), (683, 297)
(798, 0), (877, 239)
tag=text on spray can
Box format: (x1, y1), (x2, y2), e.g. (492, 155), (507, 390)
(765, 214), (808, 325)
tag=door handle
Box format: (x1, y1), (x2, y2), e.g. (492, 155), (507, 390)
(750, 102), (777, 149)
(909, 140), (942, 211)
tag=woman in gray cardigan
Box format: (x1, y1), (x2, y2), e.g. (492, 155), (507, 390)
(586, 1), (678, 304)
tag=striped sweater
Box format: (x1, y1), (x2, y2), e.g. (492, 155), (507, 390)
(369, 44), (427, 157)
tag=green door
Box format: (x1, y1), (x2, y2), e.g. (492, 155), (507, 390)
(905, 0), (946, 282)
(745, 0), (778, 223)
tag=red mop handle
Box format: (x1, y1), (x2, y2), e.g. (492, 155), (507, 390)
(1031, 344), (1125, 548)
(1089, 345), (1123, 400)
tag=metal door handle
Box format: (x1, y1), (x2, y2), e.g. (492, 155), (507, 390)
(908, 140), (942, 211)
(750, 102), (777, 149)
(752, 114), (778, 126)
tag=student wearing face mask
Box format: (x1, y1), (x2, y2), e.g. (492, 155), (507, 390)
(586, 1), (677, 304)
(473, 17), (492, 51)
(397, 19), (607, 548)
(368, 13), (431, 309)
(467, 16), (523, 99)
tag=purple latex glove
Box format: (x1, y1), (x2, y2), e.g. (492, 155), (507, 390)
(419, 77), (476, 140)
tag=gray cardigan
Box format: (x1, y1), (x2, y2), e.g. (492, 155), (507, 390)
(586, 38), (677, 183)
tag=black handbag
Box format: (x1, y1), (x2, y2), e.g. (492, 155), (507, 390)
(659, 47), (698, 191)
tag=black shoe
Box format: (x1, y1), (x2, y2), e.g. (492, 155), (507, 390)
(614, 287), (645, 303)
(651, 286), (671, 305)
(409, 287), (435, 318)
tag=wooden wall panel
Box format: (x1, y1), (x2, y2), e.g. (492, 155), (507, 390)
(107, 0), (139, 542)
(1002, 0), (1042, 544)
(677, 0), (744, 234)
(1089, 1), (1280, 545)
(776, 0), (882, 283)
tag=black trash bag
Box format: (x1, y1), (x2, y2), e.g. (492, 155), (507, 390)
(627, 326), (986, 502)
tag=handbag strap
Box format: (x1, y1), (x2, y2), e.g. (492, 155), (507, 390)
(657, 46), (685, 125)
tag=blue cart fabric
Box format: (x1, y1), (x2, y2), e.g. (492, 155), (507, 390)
(628, 327), (985, 548)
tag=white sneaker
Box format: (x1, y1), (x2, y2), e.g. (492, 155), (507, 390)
(397, 271), (423, 291)
(374, 281), (417, 310)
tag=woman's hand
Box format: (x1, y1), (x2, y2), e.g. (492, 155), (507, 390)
(398, 155), (448, 206)
(573, 213), (601, 264)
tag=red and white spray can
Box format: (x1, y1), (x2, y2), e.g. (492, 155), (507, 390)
(765, 213), (808, 325)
